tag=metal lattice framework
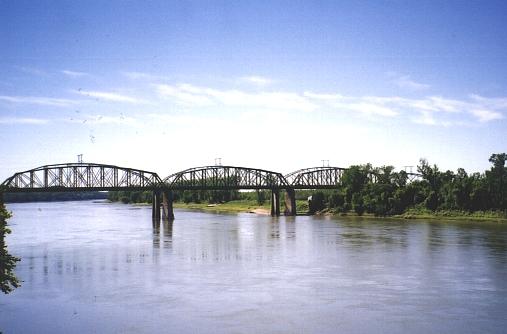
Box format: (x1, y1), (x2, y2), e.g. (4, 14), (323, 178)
(285, 167), (422, 189)
(1, 163), (423, 194)
(1, 163), (163, 192)
(163, 166), (289, 190)
(285, 167), (349, 189)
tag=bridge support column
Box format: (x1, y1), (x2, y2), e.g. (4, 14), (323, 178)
(271, 189), (280, 216)
(152, 191), (161, 220)
(161, 190), (175, 220)
(284, 188), (296, 216)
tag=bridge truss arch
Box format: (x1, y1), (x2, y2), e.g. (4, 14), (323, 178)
(163, 165), (290, 190)
(285, 167), (349, 189)
(286, 166), (422, 189)
(0, 163), (163, 192)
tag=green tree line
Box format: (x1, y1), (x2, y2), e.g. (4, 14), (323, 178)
(308, 153), (507, 216)
(108, 189), (243, 204)
(4, 191), (108, 203)
(0, 197), (20, 294)
(110, 153), (507, 217)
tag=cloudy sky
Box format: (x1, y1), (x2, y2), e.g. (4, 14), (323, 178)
(1, 1), (506, 180)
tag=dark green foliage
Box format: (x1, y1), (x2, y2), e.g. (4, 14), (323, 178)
(309, 191), (326, 214)
(256, 190), (267, 205)
(108, 191), (153, 204)
(1, 197), (20, 294)
(302, 153), (507, 217)
(352, 193), (365, 215)
(328, 191), (345, 209)
(4, 191), (108, 203)
(109, 187), (240, 205)
(424, 191), (439, 211)
(341, 164), (371, 204)
(107, 153), (507, 218)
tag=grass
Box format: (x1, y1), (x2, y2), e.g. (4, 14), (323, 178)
(396, 208), (507, 222)
(173, 200), (271, 214)
(129, 198), (507, 223)
(173, 199), (310, 215)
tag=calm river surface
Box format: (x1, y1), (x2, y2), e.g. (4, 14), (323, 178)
(1, 200), (507, 333)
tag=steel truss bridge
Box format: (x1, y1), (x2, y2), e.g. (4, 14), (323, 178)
(1, 162), (420, 219)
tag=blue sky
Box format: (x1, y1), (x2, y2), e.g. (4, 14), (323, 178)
(1, 1), (507, 180)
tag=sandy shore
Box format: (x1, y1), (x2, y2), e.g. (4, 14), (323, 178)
(249, 208), (270, 215)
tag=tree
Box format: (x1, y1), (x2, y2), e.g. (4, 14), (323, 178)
(352, 193), (365, 215)
(309, 191), (326, 214)
(0, 195), (20, 294)
(257, 190), (266, 205)
(341, 164), (371, 204)
(328, 191), (345, 210)
(487, 153), (507, 209)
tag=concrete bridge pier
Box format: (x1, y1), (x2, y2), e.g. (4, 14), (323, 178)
(284, 188), (297, 216)
(271, 189), (280, 216)
(152, 191), (161, 220)
(161, 190), (175, 220)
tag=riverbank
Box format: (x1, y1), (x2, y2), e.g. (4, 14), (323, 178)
(320, 208), (507, 223)
(173, 200), (271, 215)
(394, 208), (507, 223)
(173, 200), (507, 223)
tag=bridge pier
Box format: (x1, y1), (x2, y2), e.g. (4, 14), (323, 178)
(152, 190), (175, 220)
(284, 188), (296, 216)
(161, 190), (175, 220)
(271, 189), (280, 216)
(152, 191), (161, 220)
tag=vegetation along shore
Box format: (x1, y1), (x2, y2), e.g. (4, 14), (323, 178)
(109, 153), (507, 222)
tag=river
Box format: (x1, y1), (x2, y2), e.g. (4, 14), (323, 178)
(1, 200), (507, 333)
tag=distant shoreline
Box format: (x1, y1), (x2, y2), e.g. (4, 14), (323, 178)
(3, 191), (108, 203)
(173, 201), (507, 223)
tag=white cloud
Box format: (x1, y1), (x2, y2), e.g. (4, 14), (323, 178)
(392, 74), (430, 91)
(240, 76), (273, 86)
(64, 114), (138, 125)
(152, 83), (507, 125)
(304, 92), (344, 100)
(156, 83), (317, 112)
(62, 70), (89, 77)
(156, 84), (215, 107)
(0, 117), (49, 125)
(341, 102), (398, 117)
(469, 109), (504, 122)
(412, 110), (437, 126)
(0, 95), (76, 107)
(122, 71), (168, 81)
(469, 94), (507, 110)
(75, 90), (145, 104)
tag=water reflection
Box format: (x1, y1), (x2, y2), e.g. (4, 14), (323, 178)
(2, 201), (507, 334)
(152, 219), (160, 248)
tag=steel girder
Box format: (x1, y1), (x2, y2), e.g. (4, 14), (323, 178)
(285, 167), (422, 189)
(0, 163), (163, 192)
(1, 163), (422, 193)
(163, 166), (289, 190)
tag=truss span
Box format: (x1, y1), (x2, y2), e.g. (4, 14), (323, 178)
(163, 165), (289, 190)
(286, 166), (422, 189)
(285, 167), (348, 189)
(1, 163), (163, 192)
